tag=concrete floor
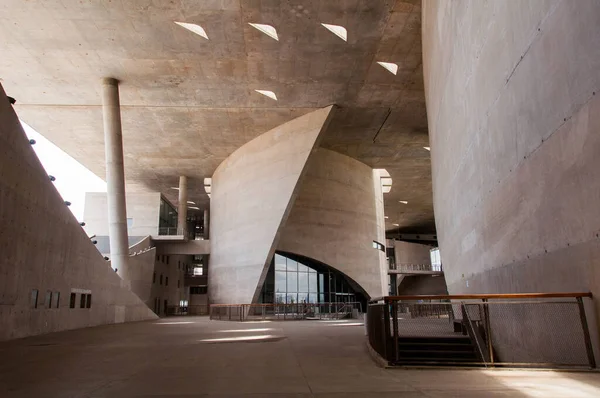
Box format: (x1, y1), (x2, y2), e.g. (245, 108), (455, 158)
(0, 317), (599, 397)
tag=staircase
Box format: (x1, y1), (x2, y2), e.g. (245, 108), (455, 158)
(392, 336), (482, 366)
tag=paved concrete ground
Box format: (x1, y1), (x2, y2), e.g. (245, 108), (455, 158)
(0, 317), (599, 397)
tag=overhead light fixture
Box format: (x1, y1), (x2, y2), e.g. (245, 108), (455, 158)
(399, 200), (408, 204)
(255, 90), (277, 100)
(188, 206), (200, 210)
(384, 216), (389, 219)
(248, 23), (279, 41)
(377, 61), (398, 75)
(393, 223), (400, 226)
(171, 187), (180, 190)
(321, 23), (347, 41)
(382, 186), (392, 193)
(187, 201), (195, 205)
(424, 146), (431, 151)
(204, 186), (212, 194)
(174, 22), (209, 40)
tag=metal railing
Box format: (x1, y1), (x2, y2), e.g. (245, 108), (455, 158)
(367, 293), (596, 369)
(158, 227), (179, 236)
(210, 302), (363, 322)
(166, 305), (209, 316)
(392, 263), (443, 272)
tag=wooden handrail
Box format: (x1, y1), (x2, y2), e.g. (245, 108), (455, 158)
(210, 302), (362, 308)
(369, 292), (593, 303)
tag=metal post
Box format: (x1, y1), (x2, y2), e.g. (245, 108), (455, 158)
(391, 301), (399, 363)
(382, 302), (391, 362)
(576, 297), (596, 368)
(483, 298), (494, 365)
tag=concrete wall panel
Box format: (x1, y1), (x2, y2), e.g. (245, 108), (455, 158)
(0, 84), (156, 340)
(278, 148), (387, 299)
(423, 0), (600, 317)
(209, 106), (335, 304)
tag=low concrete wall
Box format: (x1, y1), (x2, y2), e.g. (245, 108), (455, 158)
(209, 106), (335, 304)
(0, 84), (157, 340)
(394, 241), (432, 266)
(278, 148), (387, 298)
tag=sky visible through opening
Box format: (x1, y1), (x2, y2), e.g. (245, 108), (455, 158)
(20, 121), (107, 221)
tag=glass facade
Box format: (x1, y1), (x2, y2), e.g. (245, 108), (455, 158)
(159, 197), (178, 235)
(259, 253), (364, 305)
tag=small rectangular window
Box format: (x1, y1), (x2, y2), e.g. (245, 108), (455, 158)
(80, 294), (86, 308)
(160, 274), (163, 285)
(166, 256), (170, 265)
(70, 293), (76, 308)
(31, 289), (39, 309)
(46, 290), (52, 309)
(153, 272), (156, 284)
(372, 240), (385, 252)
(165, 277), (169, 286)
(127, 218), (134, 228)
(86, 294), (92, 308)
(54, 292), (60, 308)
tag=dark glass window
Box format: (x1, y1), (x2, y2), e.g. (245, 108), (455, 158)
(153, 272), (156, 284)
(70, 293), (76, 308)
(190, 286), (207, 294)
(45, 290), (52, 308)
(53, 292), (60, 308)
(80, 294), (86, 308)
(165, 277), (169, 286)
(160, 274), (163, 285)
(86, 294), (92, 308)
(31, 289), (39, 309)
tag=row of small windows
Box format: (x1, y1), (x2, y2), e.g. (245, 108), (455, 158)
(153, 272), (182, 288)
(155, 255), (189, 271)
(30, 290), (91, 309)
(190, 286), (207, 295)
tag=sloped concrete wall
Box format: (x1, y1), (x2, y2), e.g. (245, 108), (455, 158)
(278, 148), (387, 299)
(209, 106), (335, 304)
(423, 1), (600, 302)
(0, 84), (156, 340)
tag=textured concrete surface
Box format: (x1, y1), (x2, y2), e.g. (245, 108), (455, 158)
(84, 192), (161, 237)
(1, 317), (600, 397)
(1, 0), (432, 233)
(423, 0), (600, 320)
(210, 106), (334, 304)
(278, 148), (387, 299)
(0, 84), (157, 341)
(393, 241), (432, 266)
(397, 275), (447, 295)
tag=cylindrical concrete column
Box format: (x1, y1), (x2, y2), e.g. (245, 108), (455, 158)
(177, 176), (188, 236)
(101, 77), (129, 274)
(203, 209), (209, 240)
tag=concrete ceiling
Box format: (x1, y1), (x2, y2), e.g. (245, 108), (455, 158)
(0, 0), (433, 233)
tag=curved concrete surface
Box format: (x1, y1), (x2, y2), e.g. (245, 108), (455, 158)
(423, 0), (600, 307)
(209, 106), (335, 304)
(278, 148), (387, 298)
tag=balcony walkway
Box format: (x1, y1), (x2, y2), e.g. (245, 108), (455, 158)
(1, 317), (599, 397)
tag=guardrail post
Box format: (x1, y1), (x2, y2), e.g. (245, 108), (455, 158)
(482, 298), (494, 366)
(382, 302), (391, 362)
(391, 300), (399, 363)
(576, 297), (596, 368)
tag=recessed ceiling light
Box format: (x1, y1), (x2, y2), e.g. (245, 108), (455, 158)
(171, 187), (180, 190)
(248, 23), (279, 41)
(174, 22), (209, 40)
(384, 216), (389, 219)
(188, 206), (200, 210)
(187, 201), (195, 204)
(399, 201), (408, 204)
(255, 90), (278, 100)
(393, 223), (400, 226)
(377, 61), (398, 75)
(424, 146), (431, 151)
(321, 23), (347, 41)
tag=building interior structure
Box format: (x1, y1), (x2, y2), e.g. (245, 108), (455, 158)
(1, 0), (600, 396)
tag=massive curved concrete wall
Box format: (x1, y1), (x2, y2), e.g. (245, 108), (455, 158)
(423, 1), (600, 302)
(278, 148), (387, 299)
(209, 106), (335, 304)
(0, 84), (157, 340)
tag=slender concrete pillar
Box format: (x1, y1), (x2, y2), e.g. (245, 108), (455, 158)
(203, 209), (209, 240)
(101, 77), (129, 274)
(177, 176), (188, 236)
